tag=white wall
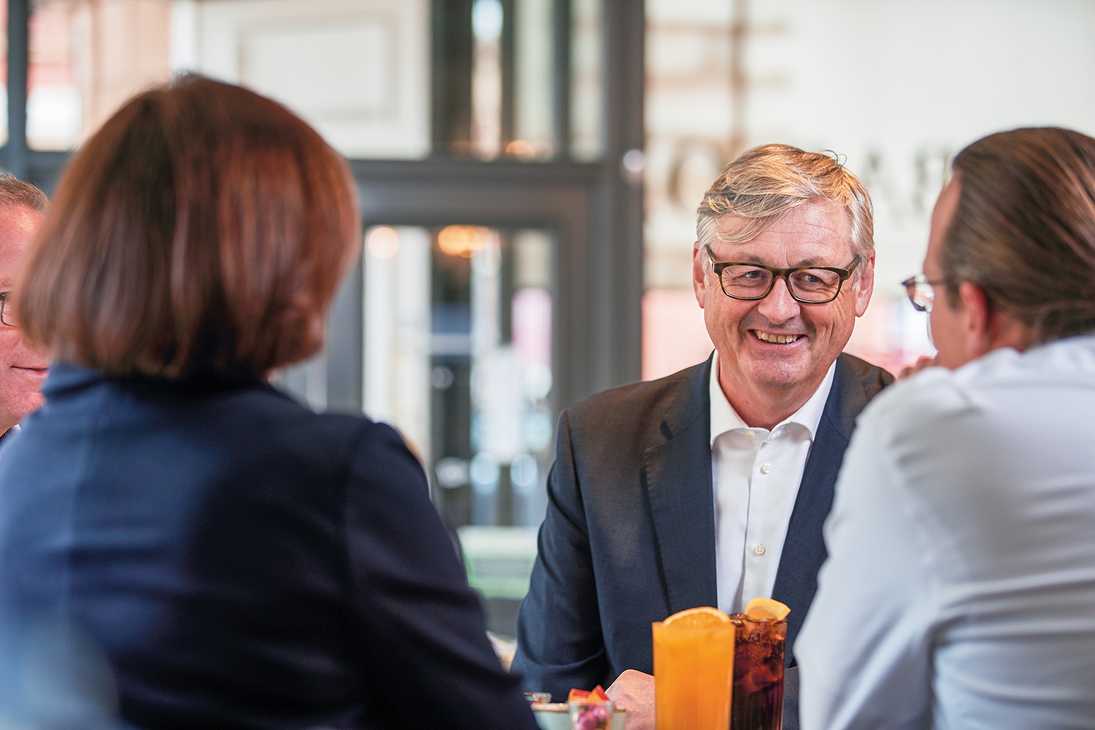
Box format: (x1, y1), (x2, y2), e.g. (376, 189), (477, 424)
(643, 0), (1095, 375)
(746, 0), (1095, 283)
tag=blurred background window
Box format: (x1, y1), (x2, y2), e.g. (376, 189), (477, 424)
(362, 224), (555, 530)
(2, 0), (1093, 639)
(20, 0), (604, 160)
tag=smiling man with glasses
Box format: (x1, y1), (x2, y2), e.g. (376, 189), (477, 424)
(0, 175), (48, 446)
(514, 144), (893, 730)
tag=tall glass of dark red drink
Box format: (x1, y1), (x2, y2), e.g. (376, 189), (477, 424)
(728, 613), (786, 730)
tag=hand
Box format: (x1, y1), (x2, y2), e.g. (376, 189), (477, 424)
(898, 354), (937, 380)
(606, 669), (654, 730)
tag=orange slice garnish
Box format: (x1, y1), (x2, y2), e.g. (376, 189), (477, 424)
(662, 605), (732, 628)
(744, 597), (791, 621)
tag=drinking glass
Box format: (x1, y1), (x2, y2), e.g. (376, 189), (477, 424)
(728, 613), (787, 730)
(652, 617), (735, 729)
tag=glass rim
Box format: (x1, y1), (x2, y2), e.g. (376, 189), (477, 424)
(728, 612), (788, 625)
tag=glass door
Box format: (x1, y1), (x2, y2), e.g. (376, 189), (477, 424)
(362, 224), (556, 531)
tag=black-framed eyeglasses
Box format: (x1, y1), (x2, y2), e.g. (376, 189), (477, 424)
(0, 292), (15, 328)
(703, 244), (861, 304)
(900, 274), (946, 313)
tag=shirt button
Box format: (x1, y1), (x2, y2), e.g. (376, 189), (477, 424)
(759, 463), (771, 475)
(753, 544), (767, 556)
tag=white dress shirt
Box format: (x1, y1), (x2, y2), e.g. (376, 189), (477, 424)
(797, 334), (1095, 730)
(710, 351), (835, 613)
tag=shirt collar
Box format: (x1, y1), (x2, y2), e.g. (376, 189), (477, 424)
(709, 350), (836, 444)
(0, 423), (19, 444)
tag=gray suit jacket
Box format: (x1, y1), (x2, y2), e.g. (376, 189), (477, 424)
(513, 353), (892, 726)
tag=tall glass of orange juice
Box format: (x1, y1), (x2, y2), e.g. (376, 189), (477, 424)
(652, 606), (735, 730)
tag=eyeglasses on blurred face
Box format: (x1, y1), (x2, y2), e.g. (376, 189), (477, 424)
(900, 274), (948, 313)
(0, 292), (17, 328)
(704, 244), (860, 305)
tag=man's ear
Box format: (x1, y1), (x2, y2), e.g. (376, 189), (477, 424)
(692, 243), (708, 308)
(959, 280), (1035, 356)
(853, 250), (875, 317)
(957, 281), (993, 360)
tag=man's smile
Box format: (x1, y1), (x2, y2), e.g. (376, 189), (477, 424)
(750, 329), (806, 345)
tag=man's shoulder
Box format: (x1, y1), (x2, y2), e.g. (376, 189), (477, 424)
(564, 360), (707, 437)
(857, 342), (1073, 439)
(838, 352), (895, 395)
(575, 361), (703, 408)
(856, 365), (973, 446)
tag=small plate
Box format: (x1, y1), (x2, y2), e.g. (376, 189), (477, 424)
(532, 702), (626, 730)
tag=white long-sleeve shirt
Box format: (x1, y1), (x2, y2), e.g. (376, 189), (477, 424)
(797, 334), (1095, 730)
(710, 352), (834, 613)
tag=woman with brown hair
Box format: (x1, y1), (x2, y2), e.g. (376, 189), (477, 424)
(0, 75), (536, 730)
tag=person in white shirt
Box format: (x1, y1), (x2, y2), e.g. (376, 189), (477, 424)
(798, 126), (1095, 729)
(513, 144), (893, 730)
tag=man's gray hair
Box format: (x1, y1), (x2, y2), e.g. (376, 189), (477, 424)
(696, 144), (874, 257)
(0, 172), (47, 212)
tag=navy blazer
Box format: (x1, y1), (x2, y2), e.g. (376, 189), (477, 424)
(0, 364), (536, 730)
(513, 354), (892, 704)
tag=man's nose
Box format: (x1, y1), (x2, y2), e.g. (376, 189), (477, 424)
(755, 276), (801, 324)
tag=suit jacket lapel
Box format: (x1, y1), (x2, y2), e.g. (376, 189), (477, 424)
(641, 356), (718, 615)
(772, 355), (872, 662)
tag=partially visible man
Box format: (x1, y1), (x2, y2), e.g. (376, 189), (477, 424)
(514, 145), (892, 729)
(0, 175), (48, 445)
(798, 127), (1095, 728)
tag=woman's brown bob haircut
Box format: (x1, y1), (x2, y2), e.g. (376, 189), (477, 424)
(944, 127), (1095, 344)
(17, 74), (361, 378)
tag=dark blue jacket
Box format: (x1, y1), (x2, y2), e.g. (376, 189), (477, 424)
(513, 354), (892, 721)
(0, 363), (536, 730)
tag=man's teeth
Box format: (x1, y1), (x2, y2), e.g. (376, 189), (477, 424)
(755, 331), (800, 344)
